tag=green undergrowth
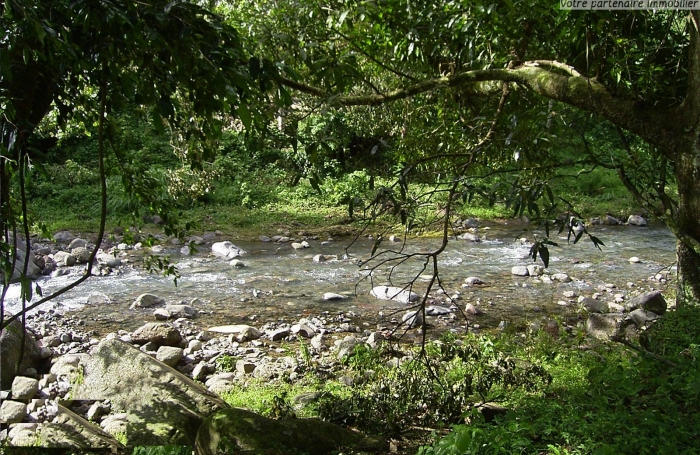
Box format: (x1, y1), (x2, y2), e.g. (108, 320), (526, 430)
(216, 306), (700, 455)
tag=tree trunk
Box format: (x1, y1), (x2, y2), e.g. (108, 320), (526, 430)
(674, 144), (700, 304)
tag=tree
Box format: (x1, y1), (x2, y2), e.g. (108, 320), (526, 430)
(225, 1), (700, 304)
(0, 0), (259, 328)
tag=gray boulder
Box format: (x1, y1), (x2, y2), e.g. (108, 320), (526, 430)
(71, 339), (228, 446)
(627, 215), (647, 226)
(370, 285), (420, 304)
(165, 304), (197, 319)
(156, 346), (184, 367)
(1, 318), (45, 388)
(97, 252), (121, 268)
(1, 246), (42, 282)
(130, 293), (165, 309)
(131, 322), (185, 347)
(71, 247), (92, 264)
(625, 290), (667, 315)
(586, 313), (625, 339)
(211, 241), (246, 259)
(402, 311), (423, 328)
(511, 266), (529, 276)
(207, 325), (262, 342)
(527, 264), (544, 277)
(196, 408), (384, 455)
(628, 309), (661, 328)
(0, 400), (27, 424)
(53, 231), (75, 243)
(11, 376), (38, 400)
(581, 297), (607, 314)
(53, 251), (77, 267)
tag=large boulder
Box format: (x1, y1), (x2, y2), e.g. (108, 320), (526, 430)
(370, 285), (420, 304)
(6, 404), (123, 450)
(0, 318), (46, 388)
(71, 339), (228, 446)
(211, 241), (247, 259)
(131, 322), (185, 347)
(130, 293), (165, 309)
(627, 215), (647, 226)
(0, 246), (42, 283)
(625, 290), (667, 315)
(195, 408), (384, 455)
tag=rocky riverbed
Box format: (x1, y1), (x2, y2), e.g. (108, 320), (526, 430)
(0, 215), (679, 451)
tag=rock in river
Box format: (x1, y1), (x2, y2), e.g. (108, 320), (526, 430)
(370, 285), (420, 304)
(211, 241), (247, 259)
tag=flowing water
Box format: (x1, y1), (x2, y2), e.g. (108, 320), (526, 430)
(2, 222), (677, 336)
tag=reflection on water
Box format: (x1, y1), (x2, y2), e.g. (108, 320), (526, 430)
(1, 223), (677, 334)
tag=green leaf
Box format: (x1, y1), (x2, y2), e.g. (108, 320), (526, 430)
(237, 104), (252, 129)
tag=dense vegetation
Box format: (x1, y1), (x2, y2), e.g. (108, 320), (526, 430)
(2, 1), (700, 454)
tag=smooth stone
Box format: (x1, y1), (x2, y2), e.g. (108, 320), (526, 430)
(370, 285), (420, 304)
(425, 306), (452, 316)
(624, 290), (667, 315)
(586, 313), (625, 339)
(627, 215), (647, 226)
(229, 259), (245, 268)
(211, 241), (247, 258)
(527, 264), (544, 276)
(628, 308), (661, 327)
(465, 303), (481, 315)
(156, 346), (184, 367)
(402, 311), (423, 328)
(11, 376), (39, 400)
(511, 266), (529, 276)
(130, 293), (165, 309)
(97, 252), (121, 268)
(628, 256), (641, 263)
(551, 273), (571, 283)
(165, 304), (197, 319)
(0, 400), (27, 423)
(464, 276), (485, 286)
(581, 297), (607, 314)
(322, 292), (347, 301)
(131, 322), (185, 348)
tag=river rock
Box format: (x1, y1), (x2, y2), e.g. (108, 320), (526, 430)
(229, 259), (245, 268)
(86, 293), (111, 305)
(336, 336), (359, 360)
(211, 241), (246, 259)
(71, 339), (228, 446)
(156, 346), (184, 367)
(1, 246), (42, 282)
(153, 308), (170, 320)
(53, 231), (75, 243)
(464, 276), (485, 286)
(581, 297), (607, 313)
(259, 235), (271, 242)
(70, 247), (92, 264)
(165, 304), (197, 319)
(628, 308), (661, 328)
(291, 323), (316, 338)
(196, 408), (383, 455)
(551, 273), (571, 283)
(628, 256), (641, 263)
(0, 400), (27, 423)
(625, 290), (667, 315)
(207, 325), (262, 342)
(131, 322), (185, 347)
(605, 215), (621, 225)
(511, 266), (529, 276)
(322, 292), (347, 300)
(53, 251), (76, 267)
(402, 311), (423, 328)
(370, 285), (420, 304)
(11, 376), (38, 400)
(130, 293), (165, 309)
(236, 360), (256, 375)
(1, 318), (45, 389)
(458, 232), (480, 242)
(426, 306), (452, 316)
(527, 264), (545, 277)
(586, 313), (624, 339)
(465, 303), (481, 315)
(627, 215), (647, 226)
(268, 328), (290, 341)
(97, 252), (121, 268)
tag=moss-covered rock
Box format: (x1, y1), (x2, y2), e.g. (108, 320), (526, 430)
(195, 407), (386, 455)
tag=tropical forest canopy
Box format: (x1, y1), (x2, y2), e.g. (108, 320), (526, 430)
(2, 1), (700, 306)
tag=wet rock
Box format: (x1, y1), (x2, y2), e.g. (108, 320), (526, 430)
(458, 232), (480, 242)
(527, 264), (545, 277)
(627, 215), (647, 226)
(97, 252), (121, 268)
(366, 332), (386, 349)
(130, 293), (165, 309)
(628, 256), (641, 263)
(313, 254), (336, 263)
(464, 276), (485, 286)
(551, 273), (571, 283)
(11, 376), (38, 400)
(259, 235), (271, 242)
(71, 247), (92, 264)
(605, 215), (621, 225)
(131, 322), (185, 348)
(465, 303), (481, 315)
(625, 290), (667, 315)
(229, 259), (245, 268)
(212, 241), (246, 259)
(153, 308), (170, 320)
(53, 251), (76, 267)
(511, 266), (529, 276)
(370, 285), (420, 304)
(269, 328), (290, 341)
(86, 293), (112, 305)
